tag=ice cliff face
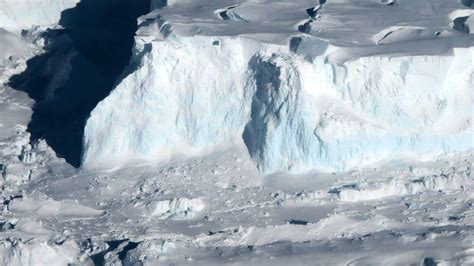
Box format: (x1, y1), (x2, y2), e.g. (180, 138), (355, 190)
(83, 0), (474, 174)
(83, 36), (258, 166)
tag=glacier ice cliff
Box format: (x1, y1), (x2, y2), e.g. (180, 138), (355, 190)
(83, 0), (474, 174)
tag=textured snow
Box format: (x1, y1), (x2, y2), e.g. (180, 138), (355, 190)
(8, 196), (104, 217)
(0, 239), (80, 265)
(0, 0), (79, 33)
(83, 0), (474, 174)
(0, 29), (29, 60)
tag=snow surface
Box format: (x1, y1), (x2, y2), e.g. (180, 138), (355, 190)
(84, 0), (474, 174)
(0, 28), (29, 60)
(0, 0), (473, 265)
(0, 0), (79, 33)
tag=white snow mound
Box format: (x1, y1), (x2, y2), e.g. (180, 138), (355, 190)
(0, 239), (80, 265)
(0, 28), (29, 60)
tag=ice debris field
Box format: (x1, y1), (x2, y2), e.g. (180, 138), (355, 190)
(0, 0), (473, 264)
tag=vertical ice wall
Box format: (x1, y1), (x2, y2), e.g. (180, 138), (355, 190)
(243, 47), (474, 173)
(83, 36), (261, 167)
(7, 0), (152, 167)
(243, 54), (322, 173)
(83, 25), (474, 173)
(82, 0), (474, 173)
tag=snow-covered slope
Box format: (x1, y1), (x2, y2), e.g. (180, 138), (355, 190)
(0, 0), (79, 33)
(0, 0), (79, 65)
(1, 1), (474, 264)
(0, 0), (79, 62)
(0, 28), (30, 60)
(83, 0), (474, 174)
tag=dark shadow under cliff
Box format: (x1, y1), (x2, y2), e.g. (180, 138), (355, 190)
(9, 0), (151, 167)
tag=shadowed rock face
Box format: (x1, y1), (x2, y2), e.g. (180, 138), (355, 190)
(9, 0), (151, 167)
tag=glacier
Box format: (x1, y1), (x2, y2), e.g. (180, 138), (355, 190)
(1, 1), (474, 264)
(0, 0), (79, 33)
(83, 0), (474, 174)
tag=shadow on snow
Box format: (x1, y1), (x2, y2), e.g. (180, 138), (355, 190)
(8, 0), (151, 167)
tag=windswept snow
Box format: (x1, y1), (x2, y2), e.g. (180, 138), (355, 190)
(8, 196), (104, 217)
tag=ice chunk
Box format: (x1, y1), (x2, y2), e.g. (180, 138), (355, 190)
(146, 197), (206, 220)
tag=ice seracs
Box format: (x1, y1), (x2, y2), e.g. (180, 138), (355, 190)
(83, 0), (474, 174)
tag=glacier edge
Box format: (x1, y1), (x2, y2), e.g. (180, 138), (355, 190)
(82, 29), (474, 174)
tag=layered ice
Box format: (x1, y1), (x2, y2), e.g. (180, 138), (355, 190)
(83, 0), (474, 174)
(146, 197), (206, 220)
